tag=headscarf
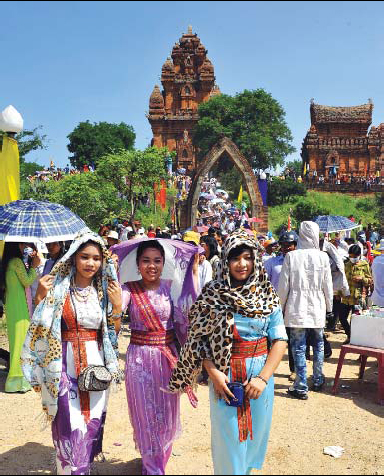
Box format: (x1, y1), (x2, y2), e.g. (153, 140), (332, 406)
(168, 229), (280, 393)
(21, 232), (120, 421)
(298, 221), (320, 250)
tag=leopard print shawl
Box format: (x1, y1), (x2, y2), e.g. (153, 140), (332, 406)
(168, 229), (280, 392)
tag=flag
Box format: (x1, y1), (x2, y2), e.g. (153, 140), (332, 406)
(160, 180), (167, 210)
(237, 185), (243, 203)
(0, 135), (20, 205)
(287, 215), (291, 232)
(303, 163), (307, 176)
(0, 135), (20, 258)
(154, 183), (161, 205)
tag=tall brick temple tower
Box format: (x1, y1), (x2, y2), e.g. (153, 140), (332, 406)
(147, 26), (221, 172)
(301, 100), (384, 179)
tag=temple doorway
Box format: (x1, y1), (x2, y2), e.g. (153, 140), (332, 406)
(180, 137), (268, 232)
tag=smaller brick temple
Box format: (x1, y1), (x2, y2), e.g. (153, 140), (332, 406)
(301, 100), (384, 179)
(147, 26), (221, 173)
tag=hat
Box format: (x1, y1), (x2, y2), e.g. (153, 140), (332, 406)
(263, 239), (278, 249)
(376, 239), (384, 251)
(138, 228), (145, 235)
(182, 231), (200, 246)
(107, 231), (119, 240)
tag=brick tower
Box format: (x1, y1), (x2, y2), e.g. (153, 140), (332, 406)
(301, 100), (384, 179)
(147, 26), (220, 173)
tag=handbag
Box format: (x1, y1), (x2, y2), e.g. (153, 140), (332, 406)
(78, 365), (112, 392)
(70, 291), (112, 392)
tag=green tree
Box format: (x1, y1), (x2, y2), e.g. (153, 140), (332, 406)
(194, 89), (295, 170)
(21, 173), (124, 230)
(284, 159), (303, 177)
(268, 177), (307, 206)
(375, 192), (384, 226)
(67, 121), (136, 169)
(14, 126), (48, 163)
(96, 147), (168, 220)
(20, 161), (44, 180)
(292, 200), (330, 225)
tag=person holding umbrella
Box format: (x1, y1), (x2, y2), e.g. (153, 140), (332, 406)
(0, 242), (41, 393)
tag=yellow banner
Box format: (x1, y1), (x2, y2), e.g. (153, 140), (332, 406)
(237, 185), (243, 203)
(0, 135), (20, 205)
(0, 135), (20, 258)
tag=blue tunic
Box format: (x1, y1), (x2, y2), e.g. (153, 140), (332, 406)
(210, 308), (287, 475)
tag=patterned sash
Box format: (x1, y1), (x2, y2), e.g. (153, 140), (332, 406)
(231, 325), (268, 443)
(62, 294), (102, 424)
(127, 281), (178, 369)
(127, 281), (198, 408)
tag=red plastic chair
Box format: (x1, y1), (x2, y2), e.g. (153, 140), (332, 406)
(332, 344), (384, 405)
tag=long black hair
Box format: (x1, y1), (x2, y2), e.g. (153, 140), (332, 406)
(0, 242), (24, 301)
(200, 235), (219, 260)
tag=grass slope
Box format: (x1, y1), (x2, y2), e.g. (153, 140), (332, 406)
(269, 191), (377, 235)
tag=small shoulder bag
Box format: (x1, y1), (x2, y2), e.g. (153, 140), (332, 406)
(70, 291), (112, 392)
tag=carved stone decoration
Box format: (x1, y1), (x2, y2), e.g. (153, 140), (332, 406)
(148, 27), (221, 172)
(301, 100), (384, 179)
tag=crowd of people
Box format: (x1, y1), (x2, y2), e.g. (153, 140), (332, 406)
(281, 166), (382, 188)
(26, 160), (95, 186)
(0, 206), (383, 475)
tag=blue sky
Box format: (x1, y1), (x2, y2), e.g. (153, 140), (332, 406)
(1, 1), (384, 169)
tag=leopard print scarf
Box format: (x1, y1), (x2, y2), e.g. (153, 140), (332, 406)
(168, 229), (280, 392)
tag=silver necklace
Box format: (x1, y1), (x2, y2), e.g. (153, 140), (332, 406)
(71, 278), (94, 303)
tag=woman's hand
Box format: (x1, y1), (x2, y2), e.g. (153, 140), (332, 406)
(244, 377), (267, 400)
(203, 360), (235, 404)
(192, 253), (200, 277)
(111, 253), (119, 271)
(35, 275), (54, 306)
(107, 281), (122, 308)
(31, 251), (42, 269)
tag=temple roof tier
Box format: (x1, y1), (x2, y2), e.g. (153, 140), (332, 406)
(311, 103), (373, 125)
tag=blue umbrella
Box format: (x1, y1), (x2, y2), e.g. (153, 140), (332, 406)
(0, 200), (90, 243)
(314, 215), (360, 233)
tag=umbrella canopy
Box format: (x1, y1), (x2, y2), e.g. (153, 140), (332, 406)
(313, 215), (360, 233)
(0, 200), (90, 243)
(211, 198), (225, 204)
(199, 193), (216, 200)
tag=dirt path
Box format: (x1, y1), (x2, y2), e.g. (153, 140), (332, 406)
(0, 327), (383, 475)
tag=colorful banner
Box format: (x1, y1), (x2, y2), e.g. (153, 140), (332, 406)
(0, 135), (20, 205)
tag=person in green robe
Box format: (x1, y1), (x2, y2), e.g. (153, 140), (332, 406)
(1, 242), (41, 393)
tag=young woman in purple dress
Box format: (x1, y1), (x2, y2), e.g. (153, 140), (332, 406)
(122, 240), (199, 475)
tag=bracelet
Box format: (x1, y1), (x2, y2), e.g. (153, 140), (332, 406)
(111, 313), (122, 321)
(255, 375), (268, 385)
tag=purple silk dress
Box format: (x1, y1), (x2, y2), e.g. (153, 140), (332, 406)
(122, 280), (181, 475)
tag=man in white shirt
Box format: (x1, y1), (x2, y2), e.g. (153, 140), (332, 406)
(278, 221), (333, 400)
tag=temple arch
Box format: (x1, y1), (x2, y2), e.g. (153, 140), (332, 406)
(183, 137), (268, 231)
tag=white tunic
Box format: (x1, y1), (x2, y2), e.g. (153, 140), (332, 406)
(278, 222), (333, 328)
